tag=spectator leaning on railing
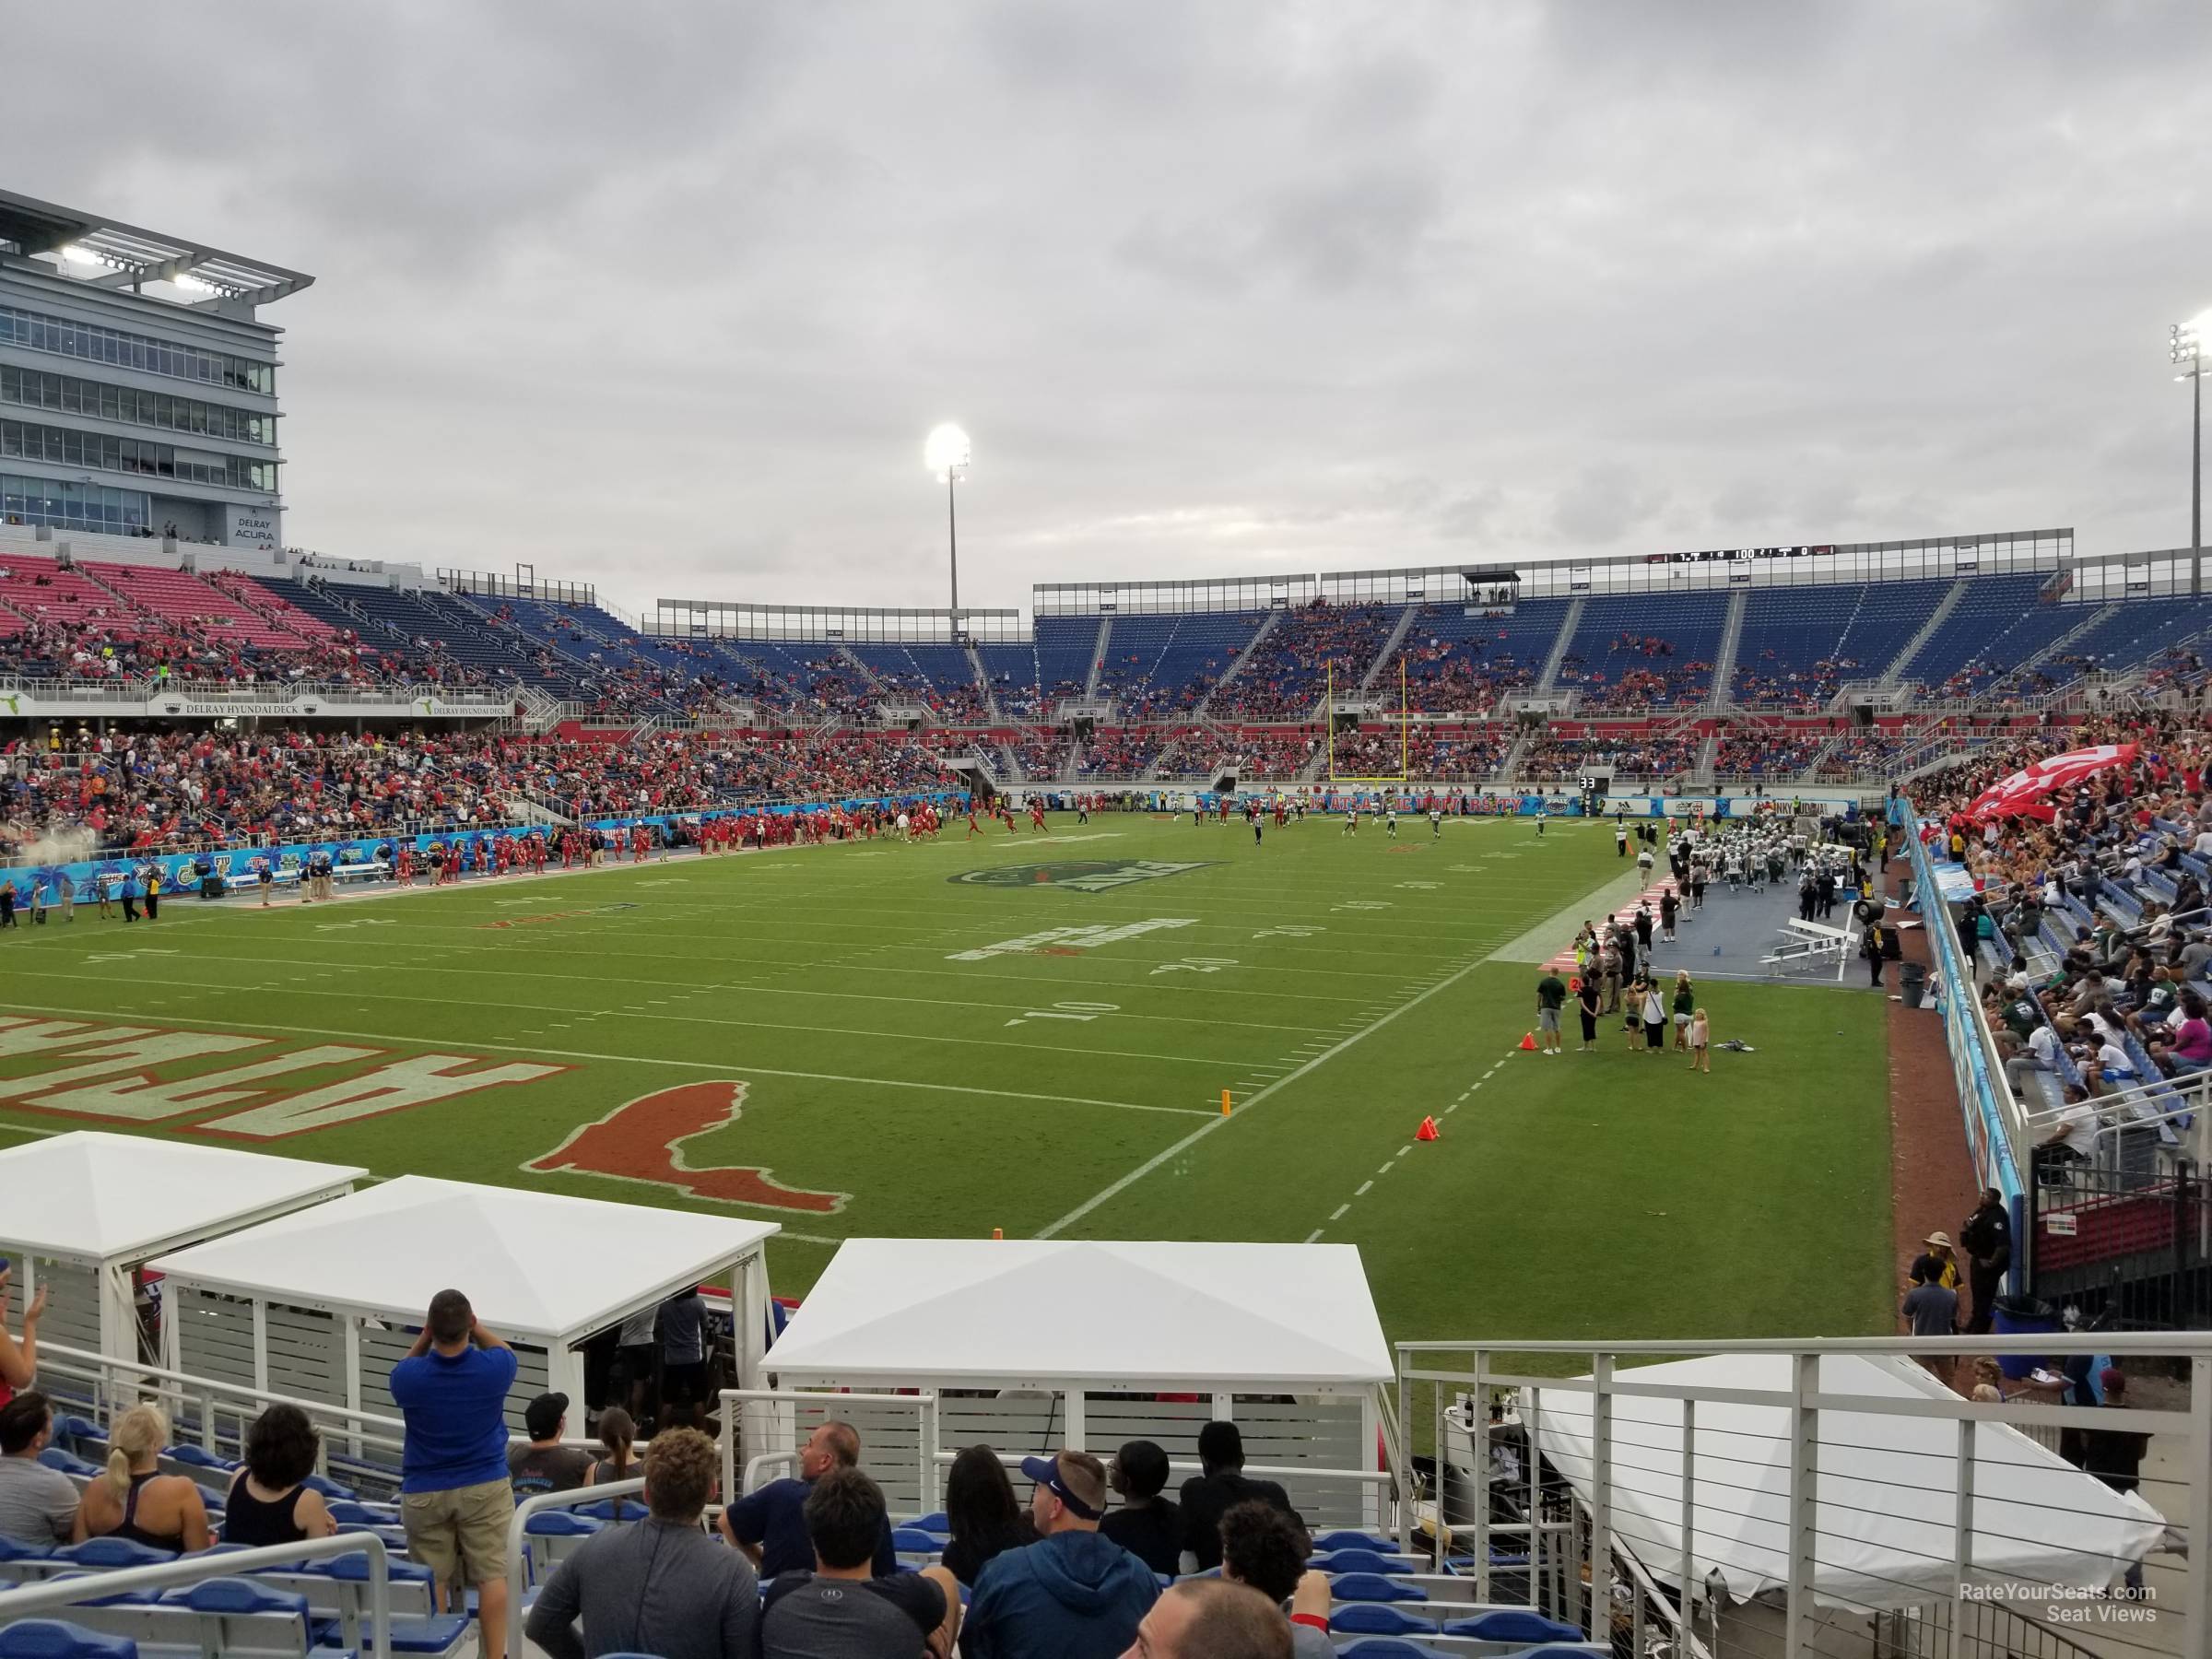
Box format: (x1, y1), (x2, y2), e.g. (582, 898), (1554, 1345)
(525, 1426), (761, 1659)
(389, 1288), (519, 1659)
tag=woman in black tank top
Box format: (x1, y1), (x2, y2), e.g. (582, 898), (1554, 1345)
(223, 1404), (336, 1547)
(72, 1403), (210, 1555)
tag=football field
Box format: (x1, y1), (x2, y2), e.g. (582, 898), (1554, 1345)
(0, 811), (1896, 1351)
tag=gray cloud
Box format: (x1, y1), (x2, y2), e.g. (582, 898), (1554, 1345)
(9, 0), (2208, 609)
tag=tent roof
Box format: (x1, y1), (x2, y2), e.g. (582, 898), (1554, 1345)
(0, 1132), (364, 1265)
(147, 1174), (778, 1342)
(765, 1239), (1392, 1386)
(1524, 1351), (2167, 1611)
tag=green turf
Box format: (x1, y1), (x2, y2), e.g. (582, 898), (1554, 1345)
(0, 812), (1892, 1353)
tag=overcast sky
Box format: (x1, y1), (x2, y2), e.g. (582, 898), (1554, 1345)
(15, 2), (2211, 614)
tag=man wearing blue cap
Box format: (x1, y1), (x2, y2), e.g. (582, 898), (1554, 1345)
(962, 1449), (1159, 1659)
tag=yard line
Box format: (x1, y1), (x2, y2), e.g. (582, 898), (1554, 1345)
(1329, 1204), (1350, 1221)
(0, 1000), (1213, 1118)
(4, 971), (1249, 1070)
(1355, 1180), (1373, 1196)
(1302, 1228), (1324, 1244)
(1036, 950), (1488, 1238)
(1397, 1145), (1413, 1157)
(1378, 1160), (1395, 1174)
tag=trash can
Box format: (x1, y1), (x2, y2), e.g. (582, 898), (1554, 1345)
(1991, 1295), (2060, 1380)
(1899, 962), (1928, 1009)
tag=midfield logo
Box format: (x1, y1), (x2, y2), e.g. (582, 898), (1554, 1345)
(526, 1080), (846, 1214)
(949, 859), (1212, 892)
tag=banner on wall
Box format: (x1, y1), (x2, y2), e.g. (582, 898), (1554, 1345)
(0, 790), (969, 905)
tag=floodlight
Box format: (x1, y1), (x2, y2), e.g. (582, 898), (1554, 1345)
(58, 244), (102, 266)
(925, 423), (972, 481)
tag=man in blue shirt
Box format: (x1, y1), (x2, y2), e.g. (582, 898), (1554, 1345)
(390, 1289), (519, 1659)
(721, 1418), (896, 1577)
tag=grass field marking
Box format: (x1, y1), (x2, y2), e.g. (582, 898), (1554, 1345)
(0, 999), (1209, 1120)
(1355, 1180), (1373, 1196)
(1034, 946), (1491, 1238)
(1303, 1228), (1324, 1243)
(1378, 1159), (1395, 1174)
(1397, 1144), (1414, 1156)
(3, 969), (1259, 1070)
(1329, 1204), (1350, 1221)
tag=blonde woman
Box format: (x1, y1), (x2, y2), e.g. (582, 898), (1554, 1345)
(72, 1403), (209, 1553)
(1688, 1008), (1712, 1073)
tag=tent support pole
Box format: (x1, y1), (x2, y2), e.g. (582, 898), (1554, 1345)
(1063, 1386), (1086, 1453)
(251, 1299), (269, 1394)
(1588, 1352), (1612, 1640)
(344, 1319), (363, 1465)
(1472, 1348), (1491, 1604)
(1948, 1415), (1972, 1659)
(1678, 1399), (1696, 1659)
(1784, 1352), (1818, 1659)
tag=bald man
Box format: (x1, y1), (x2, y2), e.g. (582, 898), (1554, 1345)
(1122, 1581), (1290, 1659)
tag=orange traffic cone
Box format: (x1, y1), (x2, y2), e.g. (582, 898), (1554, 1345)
(1519, 1031), (1538, 1051)
(1416, 1115), (1440, 1142)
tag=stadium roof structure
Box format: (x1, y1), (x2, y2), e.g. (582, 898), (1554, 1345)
(764, 1238), (1393, 1389)
(0, 187), (313, 311)
(1525, 1350), (2167, 1611)
(146, 1173), (778, 1342)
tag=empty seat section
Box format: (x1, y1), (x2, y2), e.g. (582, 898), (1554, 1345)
(78, 562), (308, 649)
(1374, 599), (1571, 712)
(1093, 611), (1265, 716)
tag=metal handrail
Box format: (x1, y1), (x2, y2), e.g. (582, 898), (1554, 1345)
(503, 1476), (648, 1643)
(0, 1531), (394, 1659)
(714, 1387), (937, 1514)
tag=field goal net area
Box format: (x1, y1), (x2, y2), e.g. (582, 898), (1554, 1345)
(1324, 659), (1410, 782)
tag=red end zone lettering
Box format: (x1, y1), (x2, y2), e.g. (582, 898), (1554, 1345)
(526, 1081), (847, 1215)
(0, 1016), (568, 1138)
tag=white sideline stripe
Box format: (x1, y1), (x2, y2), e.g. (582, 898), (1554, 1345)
(0, 1000), (1209, 1118)
(1036, 950), (1487, 1238)
(4, 971), (1237, 1071)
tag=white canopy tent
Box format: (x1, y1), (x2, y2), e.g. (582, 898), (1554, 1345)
(764, 1239), (1394, 1525)
(1524, 1351), (2169, 1612)
(146, 1174), (779, 1441)
(0, 1131), (364, 1369)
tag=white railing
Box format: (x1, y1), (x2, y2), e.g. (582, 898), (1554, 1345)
(502, 1476), (647, 1641)
(715, 1387), (937, 1515)
(1398, 1333), (2212, 1659)
(0, 1531), (397, 1659)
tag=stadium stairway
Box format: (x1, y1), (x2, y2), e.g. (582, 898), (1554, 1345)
(1359, 604), (1422, 691)
(1533, 598), (1583, 691)
(1875, 578), (1967, 686)
(1193, 608), (1284, 715)
(1702, 589), (1747, 710)
(1083, 615), (1112, 696)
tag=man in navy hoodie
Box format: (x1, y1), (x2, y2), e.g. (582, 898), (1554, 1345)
(962, 1451), (1159, 1659)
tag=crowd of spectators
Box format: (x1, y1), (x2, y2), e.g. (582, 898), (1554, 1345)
(0, 726), (966, 855)
(1714, 725), (1829, 780)
(1519, 732), (1702, 782)
(1734, 650), (1867, 709)
(1913, 717), (2212, 1157)
(1207, 602), (1400, 721)
(1556, 633), (1712, 711)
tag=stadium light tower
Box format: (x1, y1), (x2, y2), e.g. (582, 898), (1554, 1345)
(2174, 315), (2207, 597)
(924, 423), (972, 617)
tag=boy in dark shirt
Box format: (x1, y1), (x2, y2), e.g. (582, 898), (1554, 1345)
(1100, 1440), (1182, 1575)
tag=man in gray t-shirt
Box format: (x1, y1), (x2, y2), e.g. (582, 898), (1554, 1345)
(0, 1393), (81, 1547)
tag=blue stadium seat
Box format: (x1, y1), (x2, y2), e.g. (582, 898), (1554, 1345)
(912, 1512), (951, 1535)
(36, 1448), (99, 1480)
(1328, 1571), (1429, 1603)
(524, 1512), (603, 1536)
(0, 1536), (54, 1563)
(1313, 1531), (1399, 1554)
(157, 1578), (308, 1616)
(159, 1444), (233, 1471)
(1310, 1548), (1415, 1575)
(1329, 1603), (1436, 1636)
(1441, 1609), (1587, 1642)
(577, 1498), (648, 1523)
(54, 1541), (171, 1571)
(891, 1527), (943, 1553)
(299, 1473), (359, 1500)
(0, 1620), (140, 1659)
(1334, 1640), (1449, 1659)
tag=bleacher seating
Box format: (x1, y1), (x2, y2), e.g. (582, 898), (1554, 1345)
(1371, 599), (1572, 713)
(1554, 591), (1725, 709)
(1092, 610), (1266, 717)
(1733, 578), (1955, 707)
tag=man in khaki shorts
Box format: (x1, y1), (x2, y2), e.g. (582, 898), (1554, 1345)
(390, 1289), (519, 1658)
